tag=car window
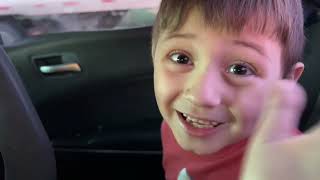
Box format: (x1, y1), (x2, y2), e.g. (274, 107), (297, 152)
(0, 0), (160, 46)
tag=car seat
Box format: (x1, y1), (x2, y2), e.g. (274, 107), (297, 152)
(0, 40), (56, 179)
(299, 0), (320, 131)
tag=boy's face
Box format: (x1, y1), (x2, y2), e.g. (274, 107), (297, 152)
(153, 9), (297, 155)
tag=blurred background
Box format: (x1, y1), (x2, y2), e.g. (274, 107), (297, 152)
(0, 0), (159, 46)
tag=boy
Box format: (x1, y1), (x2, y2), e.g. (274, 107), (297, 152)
(151, 0), (307, 179)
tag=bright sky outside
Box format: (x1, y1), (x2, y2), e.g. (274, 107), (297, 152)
(0, 0), (160, 15)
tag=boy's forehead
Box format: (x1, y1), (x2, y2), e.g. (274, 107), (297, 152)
(158, 9), (283, 64)
(161, 8), (280, 45)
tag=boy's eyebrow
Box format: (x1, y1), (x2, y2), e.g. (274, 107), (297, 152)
(164, 33), (197, 41)
(232, 40), (267, 58)
(163, 34), (270, 60)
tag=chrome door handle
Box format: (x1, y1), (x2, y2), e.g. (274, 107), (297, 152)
(39, 63), (81, 74)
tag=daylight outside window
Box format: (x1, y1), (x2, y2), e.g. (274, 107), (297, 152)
(0, 0), (160, 46)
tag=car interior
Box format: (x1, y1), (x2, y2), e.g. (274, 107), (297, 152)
(1, 0), (320, 179)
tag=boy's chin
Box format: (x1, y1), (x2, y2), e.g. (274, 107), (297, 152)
(174, 131), (233, 155)
(181, 140), (227, 155)
(186, 145), (220, 155)
(178, 137), (243, 155)
(168, 122), (235, 155)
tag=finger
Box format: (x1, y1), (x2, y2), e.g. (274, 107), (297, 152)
(230, 81), (272, 136)
(253, 80), (306, 144)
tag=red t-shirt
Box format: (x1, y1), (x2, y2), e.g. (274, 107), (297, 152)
(162, 121), (302, 180)
(162, 121), (248, 180)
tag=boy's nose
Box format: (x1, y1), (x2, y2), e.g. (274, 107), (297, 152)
(184, 65), (225, 108)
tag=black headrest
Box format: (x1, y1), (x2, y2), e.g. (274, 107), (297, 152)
(307, 0), (320, 7)
(299, 1), (320, 131)
(303, 0), (319, 27)
(314, 0), (320, 6)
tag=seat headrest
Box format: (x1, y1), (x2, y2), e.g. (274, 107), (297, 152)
(310, 0), (320, 7)
(304, 0), (320, 27)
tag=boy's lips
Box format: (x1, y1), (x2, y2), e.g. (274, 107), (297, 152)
(180, 112), (226, 124)
(176, 111), (228, 137)
(173, 99), (232, 124)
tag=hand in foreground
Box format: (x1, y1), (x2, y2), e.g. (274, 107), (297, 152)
(241, 80), (320, 180)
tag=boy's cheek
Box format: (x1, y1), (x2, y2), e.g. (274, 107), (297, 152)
(229, 80), (304, 138)
(154, 69), (185, 118)
(230, 84), (271, 136)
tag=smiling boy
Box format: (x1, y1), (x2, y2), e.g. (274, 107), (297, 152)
(152, 0), (305, 179)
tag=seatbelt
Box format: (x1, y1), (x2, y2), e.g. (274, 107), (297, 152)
(0, 37), (56, 180)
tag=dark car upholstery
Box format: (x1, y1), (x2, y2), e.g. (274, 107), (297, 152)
(0, 45), (56, 180)
(299, 0), (320, 131)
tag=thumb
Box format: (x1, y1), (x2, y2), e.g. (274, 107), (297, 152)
(253, 80), (306, 144)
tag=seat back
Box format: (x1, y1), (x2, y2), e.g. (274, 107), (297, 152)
(299, 1), (320, 130)
(0, 46), (56, 180)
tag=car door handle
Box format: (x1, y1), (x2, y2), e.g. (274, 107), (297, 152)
(39, 63), (81, 74)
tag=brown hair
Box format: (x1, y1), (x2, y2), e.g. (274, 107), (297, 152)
(152, 0), (305, 75)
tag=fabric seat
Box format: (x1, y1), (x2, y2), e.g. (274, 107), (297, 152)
(299, 0), (320, 131)
(0, 44), (56, 180)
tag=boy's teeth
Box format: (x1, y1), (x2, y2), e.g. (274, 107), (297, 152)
(182, 113), (220, 128)
(184, 114), (216, 125)
(191, 122), (213, 129)
(210, 121), (218, 126)
(197, 119), (211, 125)
(186, 117), (192, 122)
(191, 122), (199, 128)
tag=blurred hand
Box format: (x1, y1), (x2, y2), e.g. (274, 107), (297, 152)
(241, 80), (320, 180)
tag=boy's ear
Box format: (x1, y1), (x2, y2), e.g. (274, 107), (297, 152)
(286, 62), (304, 81)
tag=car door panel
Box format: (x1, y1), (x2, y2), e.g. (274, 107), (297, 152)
(4, 27), (164, 179)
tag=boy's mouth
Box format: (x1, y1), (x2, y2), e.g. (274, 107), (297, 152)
(177, 111), (225, 129)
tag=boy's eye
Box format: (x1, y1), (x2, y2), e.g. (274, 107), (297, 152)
(227, 62), (256, 76)
(169, 52), (192, 65)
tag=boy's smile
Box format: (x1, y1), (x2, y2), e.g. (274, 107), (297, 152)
(174, 97), (234, 137)
(153, 8), (289, 155)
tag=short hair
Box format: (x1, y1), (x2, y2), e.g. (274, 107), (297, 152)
(152, 0), (305, 75)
